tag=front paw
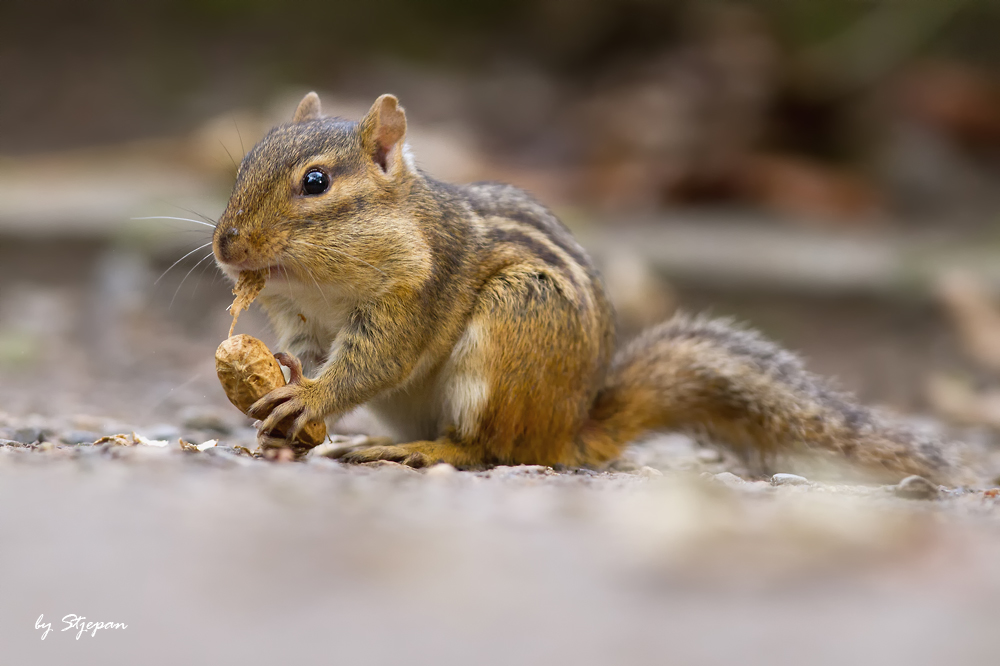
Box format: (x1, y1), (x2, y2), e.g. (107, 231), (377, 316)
(248, 381), (325, 445)
(336, 444), (433, 469)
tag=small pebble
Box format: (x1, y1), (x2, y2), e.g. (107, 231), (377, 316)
(771, 473), (809, 487)
(425, 462), (457, 477)
(638, 466), (663, 478)
(61, 430), (100, 446)
(13, 427), (44, 445)
(712, 472), (745, 486)
(893, 475), (940, 500)
(696, 448), (722, 463)
(205, 446), (256, 466)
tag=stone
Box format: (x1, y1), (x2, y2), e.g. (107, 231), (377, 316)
(712, 472), (745, 486)
(425, 462), (457, 477)
(205, 446), (256, 466)
(13, 427), (44, 444)
(771, 473), (809, 486)
(61, 430), (100, 446)
(893, 475), (940, 500)
(696, 448), (723, 463)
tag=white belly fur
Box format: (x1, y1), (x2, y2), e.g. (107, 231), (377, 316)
(367, 319), (492, 443)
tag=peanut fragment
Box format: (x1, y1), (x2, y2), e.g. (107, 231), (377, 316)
(228, 270), (267, 337)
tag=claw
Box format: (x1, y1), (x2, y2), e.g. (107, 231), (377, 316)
(259, 399), (302, 435)
(245, 359), (321, 450)
(289, 412), (313, 442)
(248, 384), (296, 420)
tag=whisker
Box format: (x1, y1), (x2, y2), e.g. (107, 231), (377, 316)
(148, 199), (218, 226)
(274, 257), (291, 286)
(308, 271), (333, 309)
(155, 242), (214, 285)
(169, 204), (218, 226)
(210, 262), (224, 287)
(287, 254), (332, 310)
(220, 140), (239, 176)
(233, 116), (246, 159)
(170, 251), (216, 309)
(133, 216), (216, 229)
(191, 249), (219, 299)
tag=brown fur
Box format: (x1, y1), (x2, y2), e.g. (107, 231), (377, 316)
(213, 92), (960, 485)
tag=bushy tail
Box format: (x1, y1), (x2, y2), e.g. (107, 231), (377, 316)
(579, 314), (960, 484)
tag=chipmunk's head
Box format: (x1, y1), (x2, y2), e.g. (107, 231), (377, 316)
(213, 92), (427, 292)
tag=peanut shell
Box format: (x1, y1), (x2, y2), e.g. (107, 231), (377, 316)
(215, 334), (327, 448)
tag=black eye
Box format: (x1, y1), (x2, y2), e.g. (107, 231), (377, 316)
(302, 169), (330, 195)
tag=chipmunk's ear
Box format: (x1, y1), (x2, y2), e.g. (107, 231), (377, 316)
(360, 94), (410, 175)
(292, 92), (322, 123)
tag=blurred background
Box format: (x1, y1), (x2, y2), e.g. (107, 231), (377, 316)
(4, 2), (1000, 664)
(4, 0), (1000, 432)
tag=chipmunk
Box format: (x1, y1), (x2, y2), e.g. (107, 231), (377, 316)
(212, 91), (961, 484)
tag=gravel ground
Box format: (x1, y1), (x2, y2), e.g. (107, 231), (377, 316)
(3, 428), (1000, 665)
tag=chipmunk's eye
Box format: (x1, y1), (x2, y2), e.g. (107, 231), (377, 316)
(302, 169), (330, 195)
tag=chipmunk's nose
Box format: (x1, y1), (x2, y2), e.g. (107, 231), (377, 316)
(215, 227), (244, 264)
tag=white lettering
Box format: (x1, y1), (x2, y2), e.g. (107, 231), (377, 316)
(43, 613), (127, 639)
(35, 614), (51, 640)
